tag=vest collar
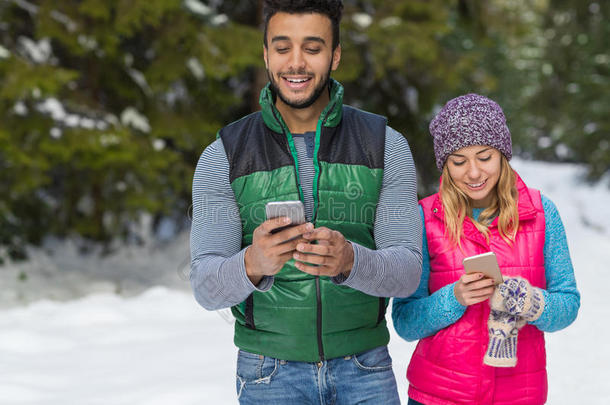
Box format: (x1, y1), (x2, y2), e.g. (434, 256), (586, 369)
(513, 172), (537, 221)
(432, 172), (536, 233)
(259, 79), (344, 134)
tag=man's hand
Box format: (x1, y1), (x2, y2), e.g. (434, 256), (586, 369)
(292, 227), (354, 277)
(245, 217), (313, 285)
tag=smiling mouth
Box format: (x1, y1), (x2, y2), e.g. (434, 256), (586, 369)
(467, 179), (487, 189)
(284, 77), (311, 83)
(282, 76), (312, 90)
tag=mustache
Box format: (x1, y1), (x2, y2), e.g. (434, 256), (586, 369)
(279, 69), (314, 76)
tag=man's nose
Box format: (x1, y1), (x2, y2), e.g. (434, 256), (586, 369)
(288, 49), (306, 71)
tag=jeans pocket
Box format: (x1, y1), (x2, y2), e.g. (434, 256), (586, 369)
(352, 346), (393, 372)
(236, 350), (278, 384)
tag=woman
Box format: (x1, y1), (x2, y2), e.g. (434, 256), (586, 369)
(392, 94), (580, 405)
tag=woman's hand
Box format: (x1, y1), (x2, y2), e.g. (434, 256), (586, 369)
(454, 273), (496, 306)
(492, 277), (546, 321)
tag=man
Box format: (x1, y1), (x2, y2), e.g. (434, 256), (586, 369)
(190, 1), (422, 403)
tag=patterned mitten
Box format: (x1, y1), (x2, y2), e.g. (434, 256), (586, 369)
(484, 309), (526, 367)
(495, 277), (545, 322)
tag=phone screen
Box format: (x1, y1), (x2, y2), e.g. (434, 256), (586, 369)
(265, 201), (305, 234)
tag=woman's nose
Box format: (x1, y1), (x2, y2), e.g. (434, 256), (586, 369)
(466, 161), (481, 179)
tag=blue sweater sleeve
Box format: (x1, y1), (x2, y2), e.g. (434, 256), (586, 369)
(391, 206), (467, 341)
(530, 195), (580, 332)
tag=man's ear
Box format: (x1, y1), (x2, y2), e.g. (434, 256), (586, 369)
(331, 44), (341, 71)
(263, 46), (268, 69)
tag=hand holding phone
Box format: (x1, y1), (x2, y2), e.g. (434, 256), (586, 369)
(244, 201), (311, 285)
(292, 226), (355, 278)
(462, 252), (504, 285)
(265, 200), (306, 235)
(453, 252), (502, 306)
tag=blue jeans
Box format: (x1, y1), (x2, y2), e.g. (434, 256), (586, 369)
(235, 345), (400, 404)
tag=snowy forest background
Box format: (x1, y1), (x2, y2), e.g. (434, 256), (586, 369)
(0, 0), (607, 261)
(0, 0), (609, 403)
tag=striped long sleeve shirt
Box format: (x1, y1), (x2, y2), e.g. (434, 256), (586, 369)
(190, 126), (423, 310)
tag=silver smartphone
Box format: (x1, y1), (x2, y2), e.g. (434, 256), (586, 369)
(265, 200), (306, 234)
(462, 251), (504, 285)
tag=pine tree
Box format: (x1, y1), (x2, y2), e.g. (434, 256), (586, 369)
(0, 0), (261, 259)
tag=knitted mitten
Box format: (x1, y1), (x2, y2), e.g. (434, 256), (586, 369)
(483, 309), (526, 367)
(495, 277), (545, 322)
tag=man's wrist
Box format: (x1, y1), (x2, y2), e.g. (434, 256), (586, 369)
(244, 246), (263, 286)
(341, 241), (354, 277)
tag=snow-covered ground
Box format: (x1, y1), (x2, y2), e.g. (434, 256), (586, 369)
(0, 222), (191, 309)
(1, 158), (609, 404)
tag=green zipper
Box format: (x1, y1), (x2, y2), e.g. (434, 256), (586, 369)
(312, 101), (336, 362)
(269, 92), (338, 363)
(312, 102), (336, 222)
(269, 105), (305, 203)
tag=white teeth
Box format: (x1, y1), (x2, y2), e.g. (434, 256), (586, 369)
(286, 78), (309, 83)
(468, 182), (484, 187)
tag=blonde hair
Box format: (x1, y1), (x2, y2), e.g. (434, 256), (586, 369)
(440, 155), (519, 246)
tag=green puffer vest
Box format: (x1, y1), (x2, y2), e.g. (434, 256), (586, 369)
(219, 80), (388, 362)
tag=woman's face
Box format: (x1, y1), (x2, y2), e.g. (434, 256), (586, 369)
(446, 145), (502, 208)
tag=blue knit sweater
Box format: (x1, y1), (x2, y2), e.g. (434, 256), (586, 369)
(392, 195), (580, 341)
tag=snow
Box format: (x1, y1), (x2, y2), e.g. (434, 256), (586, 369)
(380, 16), (402, 29)
(36, 98), (110, 132)
(1, 159), (609, 404)
(37, 98), (66, 121)
(77, 35), (98, 51)
(64, 114), (80, 127)
(80, 118), (96, 130)
(352, 13), (373, 29)
(0, 228), (190, 308)
(538, 136), (552, 148)
(12, 0), (77, 32)
(0, 288), (232, 405)
(211, 14), (229, 26)
(11, 0), (37, 15)
(13, 101), (28, 115)
(186, 57), (205, 80)
(18, 36), (52, 64)
(49, 127), (62, 139)
(49, 10), (77, 33)
(127, 68), (152, 97)
(120, 107), (151, 133)
(183, 0), (212, 17)
(0, 44), (10, 59)
(152, 138), (166, 151)
(99, 133), (120, 147)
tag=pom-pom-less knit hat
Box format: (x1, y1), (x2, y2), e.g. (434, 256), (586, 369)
(430, 93), (512, 171)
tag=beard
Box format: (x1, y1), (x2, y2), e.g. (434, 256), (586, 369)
(267, 60), (333, 110)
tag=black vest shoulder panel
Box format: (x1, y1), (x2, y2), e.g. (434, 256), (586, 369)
(219, 112), (292, 184)
(219, 106), (387, 183)
(317, 106), (387, 169)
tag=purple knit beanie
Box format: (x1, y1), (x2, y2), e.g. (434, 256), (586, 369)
(430, 93), (512, 171)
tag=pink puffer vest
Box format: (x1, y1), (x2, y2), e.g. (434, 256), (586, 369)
(408, 173), (547, 405)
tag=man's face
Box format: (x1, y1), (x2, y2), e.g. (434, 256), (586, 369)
(264, 12), (341, 110)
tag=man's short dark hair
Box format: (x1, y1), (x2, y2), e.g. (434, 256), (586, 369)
(263, 0), (343, 50)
